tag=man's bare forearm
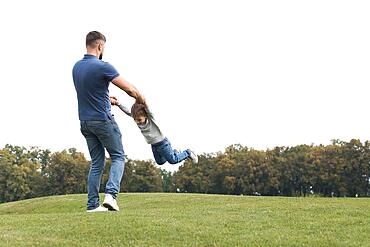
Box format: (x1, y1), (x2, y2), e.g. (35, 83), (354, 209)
(112, 76), (146, 104)
(123, 85), (140, 99)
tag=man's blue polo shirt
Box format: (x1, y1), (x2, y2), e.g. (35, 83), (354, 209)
(73, 54), (119, 121)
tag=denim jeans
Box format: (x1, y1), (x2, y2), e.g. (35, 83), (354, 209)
(80, 118), (125, 210)
(151, 138), (190, 165)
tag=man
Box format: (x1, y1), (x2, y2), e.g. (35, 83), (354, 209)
(73, 31), (145, 212)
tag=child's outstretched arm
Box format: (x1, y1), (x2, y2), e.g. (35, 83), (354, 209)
(116, 102), (132, 117)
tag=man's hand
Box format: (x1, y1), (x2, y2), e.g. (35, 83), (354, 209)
(136, 94), (147, 107)
(110, 96), (119, 105)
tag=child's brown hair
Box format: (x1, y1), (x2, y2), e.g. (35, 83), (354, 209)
(131, 103), (147, 119)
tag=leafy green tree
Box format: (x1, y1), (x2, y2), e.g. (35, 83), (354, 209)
(123, 160), (163, 192)
(44, 149), (89, 195)
(160, 169), (174, 192)
(0, 145), (42, 202)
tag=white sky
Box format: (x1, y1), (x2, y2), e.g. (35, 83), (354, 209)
(1, 0), (370, 172)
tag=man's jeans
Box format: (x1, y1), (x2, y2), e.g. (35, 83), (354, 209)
(80, 118), (125, 210)
(151, 138), (190, 165)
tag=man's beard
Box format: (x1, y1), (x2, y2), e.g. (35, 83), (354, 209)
(99, 53), (103, 60)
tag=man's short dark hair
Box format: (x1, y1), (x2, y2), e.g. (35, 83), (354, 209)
(86, 31), (106, 48)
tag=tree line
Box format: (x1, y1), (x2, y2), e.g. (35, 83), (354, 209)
(1, 139), (369, 203)
(173, 139), (370, 197)
(0, 145), (163, 203)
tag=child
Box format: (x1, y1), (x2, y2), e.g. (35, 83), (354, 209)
(117, 102), (198, 165)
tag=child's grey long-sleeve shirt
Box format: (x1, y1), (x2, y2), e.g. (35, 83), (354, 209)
(117, 103), (165, 145)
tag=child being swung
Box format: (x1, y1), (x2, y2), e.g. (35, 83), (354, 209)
(117, 102), (198, 165)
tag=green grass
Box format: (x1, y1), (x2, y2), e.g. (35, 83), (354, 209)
(0, 193), (369, 247)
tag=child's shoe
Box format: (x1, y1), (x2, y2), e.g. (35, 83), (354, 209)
(188, 150), (198, 164)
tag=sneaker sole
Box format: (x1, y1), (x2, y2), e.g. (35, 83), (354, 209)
(102, 202), (119, 211)
(86, 206), (108, 213)
(86, 209), (108, 213)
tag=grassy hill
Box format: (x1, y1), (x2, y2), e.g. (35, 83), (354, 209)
(0, 193), (369, 247)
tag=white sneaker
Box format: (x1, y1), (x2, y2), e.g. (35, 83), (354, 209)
(188, 150), (198, 164)
(102, 194), (120, 211)
(86, 205), (108, 213)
